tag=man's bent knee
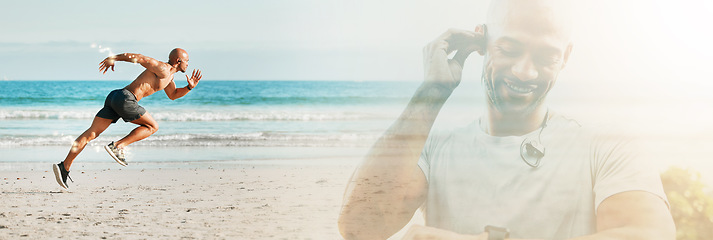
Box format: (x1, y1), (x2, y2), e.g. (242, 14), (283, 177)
(146, 124), (159, 134)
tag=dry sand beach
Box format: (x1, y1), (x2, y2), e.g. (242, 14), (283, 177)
(1, 161), (362, 239)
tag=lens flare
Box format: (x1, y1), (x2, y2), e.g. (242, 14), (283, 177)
(90, 43), (114, 56)
(70, 141), (79, 152)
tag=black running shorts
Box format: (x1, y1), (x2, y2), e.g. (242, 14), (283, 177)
(96, 89), (146, 123)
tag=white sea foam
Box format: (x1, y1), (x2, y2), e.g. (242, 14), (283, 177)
(0, 110), (95, 120)
(0, 132), (380, 148)
(0, 109), (383, 121)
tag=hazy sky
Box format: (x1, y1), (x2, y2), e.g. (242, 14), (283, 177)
(1, 0), (712, 85)
(0, 0), (487, 81)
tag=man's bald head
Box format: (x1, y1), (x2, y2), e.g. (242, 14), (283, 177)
(169, 48), (190, 73)
(485, 0), (575, 45)
(168, 48), (188, 65)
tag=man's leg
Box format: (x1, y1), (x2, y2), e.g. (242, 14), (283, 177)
(114, 112), (159, 149)
(63, 116), (114, 171)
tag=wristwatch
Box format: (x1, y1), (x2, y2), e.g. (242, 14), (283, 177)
(485, 225), (510, 240)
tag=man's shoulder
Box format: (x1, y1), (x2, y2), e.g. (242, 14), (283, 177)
(156, 61), (172, 76)
(139, 56), (171, 77)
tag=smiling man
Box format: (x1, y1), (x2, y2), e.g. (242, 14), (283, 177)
(52, 48), (202, 190)
(338, 0), (675, 239)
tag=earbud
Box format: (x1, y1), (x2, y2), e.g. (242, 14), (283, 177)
(519, 110), (549, 168)
(524, 140), (545, 159)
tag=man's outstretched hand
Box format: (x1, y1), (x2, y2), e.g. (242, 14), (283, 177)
(186, 69), (202, 89)
(99, 57), (116, 74)
(423, 26), (485, 91)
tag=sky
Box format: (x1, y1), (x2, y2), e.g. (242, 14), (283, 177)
(0, 0), (487, 81)
(1, 0), (712, 83)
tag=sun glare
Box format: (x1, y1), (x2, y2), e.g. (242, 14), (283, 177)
(549, 1), (713, 171)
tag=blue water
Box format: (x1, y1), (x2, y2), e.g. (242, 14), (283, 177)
(0, 81), (418, 107)
(0, 80), (432, 166)
(2, 80), (711, 177)
(0, 80), (424, 148)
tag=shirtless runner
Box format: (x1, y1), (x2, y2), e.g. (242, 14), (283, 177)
(52, 48), (202, 190)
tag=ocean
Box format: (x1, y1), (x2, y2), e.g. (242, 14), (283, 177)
(0, 80), (432, 169)
(1, 80), (711, 179)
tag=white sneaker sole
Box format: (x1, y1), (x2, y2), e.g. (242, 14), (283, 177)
(52, 164), (69, 190)
(104, 145), (128, 166)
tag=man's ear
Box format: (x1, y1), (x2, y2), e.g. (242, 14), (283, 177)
(561, 42), (573, 69)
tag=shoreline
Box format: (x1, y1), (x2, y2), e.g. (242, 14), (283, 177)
(0, 145), (370, 171)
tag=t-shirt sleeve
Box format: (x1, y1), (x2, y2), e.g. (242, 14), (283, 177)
(591, 131), (669, 212)
(418, 130), (442, 183)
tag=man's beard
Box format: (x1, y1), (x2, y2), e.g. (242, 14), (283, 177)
(481, 60), (549, 116)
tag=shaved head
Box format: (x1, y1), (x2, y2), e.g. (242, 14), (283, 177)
(169, 48), (190, 73)
(486, 0), (575, 45)
(168, 48), (188, 65)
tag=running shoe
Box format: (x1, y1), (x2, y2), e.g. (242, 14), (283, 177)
(104, 141), (127, 166)
(52, 161), (73, 190)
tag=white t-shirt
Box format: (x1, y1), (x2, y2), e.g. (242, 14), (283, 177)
(418, 113), (668, 239)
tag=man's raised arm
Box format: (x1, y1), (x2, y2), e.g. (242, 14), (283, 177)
(99, 53), (168, 77)
(164, 69), (202, 100)
(338, 28), (484, 240)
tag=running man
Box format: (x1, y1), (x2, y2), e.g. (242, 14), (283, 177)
(52, 48), (202, 189)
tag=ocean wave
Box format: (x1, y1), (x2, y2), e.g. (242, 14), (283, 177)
(0, 109), (384, 121)
(0, 110), (95, 120)
(0, 132), (380, 147)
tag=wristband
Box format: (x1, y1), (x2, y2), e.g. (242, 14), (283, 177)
(186, 85), (193, 90)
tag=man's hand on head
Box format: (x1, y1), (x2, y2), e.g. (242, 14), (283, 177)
(423, 26), (485, 91)
(186, 69), (202, 89)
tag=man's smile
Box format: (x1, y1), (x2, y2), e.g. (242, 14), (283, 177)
(503, 78), (537, 95)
